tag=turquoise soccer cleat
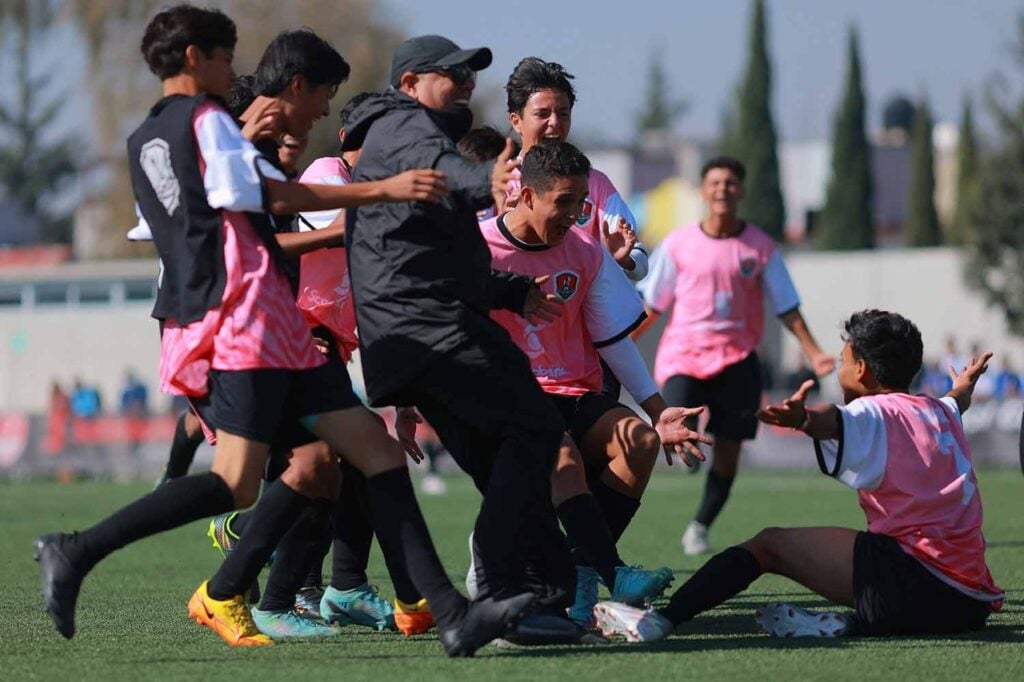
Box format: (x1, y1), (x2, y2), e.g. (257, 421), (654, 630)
(609, 565), (675, 606)
(567, 565), (600, 628)
(251, 607), (341, 639)
(319, 583), (396, 631)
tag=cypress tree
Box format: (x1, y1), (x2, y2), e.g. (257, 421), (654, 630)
(905, 96), (941, 246)
(818, 26), (874, 250)
(733, 0), (786, 241)
(949, 96), (978, 245)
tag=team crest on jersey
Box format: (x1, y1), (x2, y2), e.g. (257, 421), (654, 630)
(575, 199), (593, 227)
(139, 138), (180, 216)
(555, 270), (580, 300)
(738, 256), (759, 278)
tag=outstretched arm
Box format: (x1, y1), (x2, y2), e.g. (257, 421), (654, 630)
(945, 352), (993, 414)
(757, 379), (841, 441)
(779, 309), (835, 376)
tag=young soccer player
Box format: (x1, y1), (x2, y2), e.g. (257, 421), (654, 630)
(596, 310), (1004, 641)
(634, 156), (834, 555)
(505, 58), (647, 283)
(481, 141), (712, 628)
(35, 7), (534, 657)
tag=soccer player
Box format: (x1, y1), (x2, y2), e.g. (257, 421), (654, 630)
(34, 7), (534, 657)
(595, 310), (1004, 641)
(634, 156), (834, 555)
(481, 141), (712, 627)
(505, 58), (647, 283)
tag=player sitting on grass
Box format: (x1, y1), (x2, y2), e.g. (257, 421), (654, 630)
(481, 141), (712, 629)
(595, 309), (1004, 641)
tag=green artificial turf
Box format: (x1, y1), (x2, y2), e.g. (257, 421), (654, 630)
(2, 470), (1022, 681)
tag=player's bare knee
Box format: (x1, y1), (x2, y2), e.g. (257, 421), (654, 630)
(631, 425), (661, 463)
(743, 527), (785, 571)
(229, 478), (261, 509)
(551, 460), (588, 503)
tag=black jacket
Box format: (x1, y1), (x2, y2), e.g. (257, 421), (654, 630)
(343, 90), (532, 405)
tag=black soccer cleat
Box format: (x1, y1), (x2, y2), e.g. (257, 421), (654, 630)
(440, 592), (537, 658)
(34, 533), (85, 639)
(500, 610), (590, 646)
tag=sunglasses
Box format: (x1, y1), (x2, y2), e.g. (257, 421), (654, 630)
(417, 64), (475, 86)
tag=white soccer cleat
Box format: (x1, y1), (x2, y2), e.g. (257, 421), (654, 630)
(421, 473), (447, 496)
(593, 601), (674, 643)
(126, 223), (153, 241)
(465, 531), (479, 600)
(681, 521), (710, 555)
(755, 602), (851, 638)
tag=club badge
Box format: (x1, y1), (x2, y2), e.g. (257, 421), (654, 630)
(575, 199), (593, 227)
(555, 271), (580, 300)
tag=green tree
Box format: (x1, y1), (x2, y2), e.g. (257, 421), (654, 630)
(635, 48), (687, 139)
(732, 0), (786, 241)
(0, 0), (77, 243)
(904, 96), (941, 246)
(818, 25), (873, 250)
(949, 95), (978, 245)
(965, 14), (1024, 335)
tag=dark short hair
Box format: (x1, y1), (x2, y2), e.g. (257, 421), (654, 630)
(506, 57), (577, 115)
(842, 310), (923, 389)
(338, 91), (374, 129)
(457, 126), (511, 162)
(253, 29), (350, 97)
(227, 74), (257, 119)
(701, 156), (746, 181)
(141, 4), (237, 80)
(521, 140), (590, 193)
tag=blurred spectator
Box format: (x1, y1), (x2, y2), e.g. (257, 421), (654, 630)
(919, 360), (951, 397)
(941, 337), (968, 377)
(44, 380), (71, 454)
(970, 342), (996, 402)
(70, 379), (102, 418)
(119, 370), (149, 417)
(994, 358), (1022, 399)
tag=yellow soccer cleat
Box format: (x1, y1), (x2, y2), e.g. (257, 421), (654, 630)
(187, 580), (274, 647)
(393, 597), (434, 637)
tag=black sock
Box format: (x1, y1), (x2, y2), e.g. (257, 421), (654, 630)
(694, 470), (735, 527)
(164, 412), (204, 479)
(259, 499), (331, 612)
(659, 546), (761, 625)
(591, 480), (641, 542)
(302, 522), (331, 589)
(208, 480), (310, 600)
(330, 463), (373, 590)
(74, 472), (234, 570)
(364, 468), (465, 629)
(556, 493), (622, 587)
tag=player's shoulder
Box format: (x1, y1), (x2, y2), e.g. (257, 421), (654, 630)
(478, 213), (502, 241)
(663, 222), (702, 247)
(564, 226), (605, 268)
(299, 156), (347, 183)
(740, 223), (779, 251)
(587, 167), (617, 194)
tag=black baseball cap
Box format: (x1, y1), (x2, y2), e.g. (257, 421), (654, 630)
(389, 35), (492, 87)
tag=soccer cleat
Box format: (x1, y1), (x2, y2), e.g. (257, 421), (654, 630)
(251, 607), (340, 638)
(394, 597), (435, 636)
(320, 584), (396, 631)
(755, 602), (851, 638)
(34, 533), (86, 639)
(465, 531), (479, 600)
(681, 521), (710, 555)
(294, 586), (324, 618)
(440, 591), (537, 658)
(421, 473), (447, 496)
(187, 580), (273, 646)
(568, 565), (600, 627)
(208, 513), (239, 556)
(593, 601), (674, 643)
(610, 565), (675, 606)
(502, 610), (588, 646)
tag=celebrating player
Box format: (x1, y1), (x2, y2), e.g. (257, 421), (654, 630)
(596, 310), (1004, 641)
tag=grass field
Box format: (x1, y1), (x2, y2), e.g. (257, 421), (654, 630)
(3, 470), (1023, 681)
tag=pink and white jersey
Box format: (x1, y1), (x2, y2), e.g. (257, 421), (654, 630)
(159, 102), (324, 396)
(506, 167), (638, 242)
(816, 393), (1003, 603)
(640, 222), (799, 383)
(294, 157), (358, 362)
(482, 214), (645, 396)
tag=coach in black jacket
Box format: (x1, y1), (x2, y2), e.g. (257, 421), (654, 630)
(343, 35), (574, 611)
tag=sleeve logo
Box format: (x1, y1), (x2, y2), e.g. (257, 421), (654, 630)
(575, 199), (593, 227)
(139, 138), (181, 216)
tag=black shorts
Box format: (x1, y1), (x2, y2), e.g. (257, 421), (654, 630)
(191, 358), (361, 450)
(661, 352), (761, 441)
(852, 531), (992, 636)
(548, 391), (626, 448)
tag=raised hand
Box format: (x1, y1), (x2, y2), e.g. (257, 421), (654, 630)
(601, 218), (637, 268)
(380, 169), (449, 203)
(492, 138), (521, 211)
(756, 379), (815, 428)
(522, 275), (564, 325)
(239, 96), (283, 142)
(949, 352), (993, 394)
(811, 353), (836, 376)
(394, 407), (425, 463)
(654, 406), (712, 467)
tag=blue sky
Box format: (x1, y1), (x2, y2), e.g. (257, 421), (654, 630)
(384, 0), (1021, 143)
